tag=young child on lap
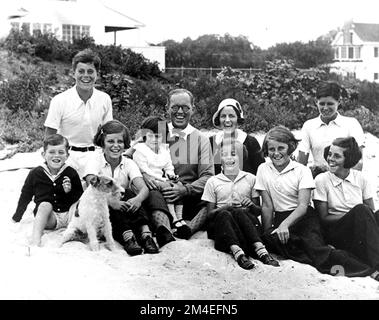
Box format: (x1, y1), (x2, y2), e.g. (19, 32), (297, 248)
(133, 116), (191, 239)
(12, 134), (83, 246)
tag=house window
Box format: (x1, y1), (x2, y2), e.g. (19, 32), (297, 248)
(354, 47), (361, 59)
(62, 24), (90, 42)
(374, 73), (379, 81)
(334, 47), (339, 59)
(350, 32), (353, 43)
(72, 25), (80, 40)
(32, 23), (41, 36)
(348, 47), (354, 59)
(82, 26), (90, 37)
(341, 46), (347, 59)
(62, 24), (70, 41)
(374, 47), (379, 58)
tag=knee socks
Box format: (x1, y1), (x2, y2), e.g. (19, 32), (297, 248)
(253, 242), (269, 258)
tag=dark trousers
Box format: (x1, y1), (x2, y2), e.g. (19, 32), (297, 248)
(325, 204), (379, 270)
(210, 207), (262, 257)
(109, 189), (150, 245)
(262, 206), (371, 276)
(182, 193), (207, 221)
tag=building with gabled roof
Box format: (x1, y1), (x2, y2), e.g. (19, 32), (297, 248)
(331, 20), (379, 82)
(1, 0), (165, 69)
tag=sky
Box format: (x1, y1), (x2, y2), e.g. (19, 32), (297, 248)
(102, 0), (379, 48)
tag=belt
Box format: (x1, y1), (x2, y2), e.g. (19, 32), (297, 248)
(69, 146), (95, 152)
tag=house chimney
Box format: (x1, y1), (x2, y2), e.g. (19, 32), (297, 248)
(343, 18), (354, 44)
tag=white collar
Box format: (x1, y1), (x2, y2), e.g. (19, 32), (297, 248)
(214, 129), (247, 145)
(316, 113), (343, 127)
(41, 163), (68, 182)
(267, 159), (298, 175)
(217, 170), (248, 183)
(168, 123), (195, 141)
(100, 154), (124, 169)
(329, 170), (358, 187)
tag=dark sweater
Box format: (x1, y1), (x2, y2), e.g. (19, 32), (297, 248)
(12, 165), (83, 222)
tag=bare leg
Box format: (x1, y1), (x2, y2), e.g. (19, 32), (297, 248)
(31, 202), (56, 247)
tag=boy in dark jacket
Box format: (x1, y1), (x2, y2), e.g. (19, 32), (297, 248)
(12, 134), (83, 246)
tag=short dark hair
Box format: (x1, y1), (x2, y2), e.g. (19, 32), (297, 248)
(323, 137), (362, 169)
(43, 134), (69, 152)
(93, 120), (131, 149)
(213, 106), (245, 127)
(316, 81), (341, 101)
(140, 116), (168, 142)
(72, 48), (101, 72)
(167, 88), (194, 106)
(261, 126), (300, 157)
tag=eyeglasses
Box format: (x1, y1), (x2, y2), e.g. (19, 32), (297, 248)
(170, 105), (191, 113)
(318, 102), (337, 106)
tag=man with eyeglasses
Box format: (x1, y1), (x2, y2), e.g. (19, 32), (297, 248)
(141, 88), (214, 247)
(297, 81), (364, 177)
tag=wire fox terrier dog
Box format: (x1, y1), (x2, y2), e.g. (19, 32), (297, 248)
(61, 175), (123, 251)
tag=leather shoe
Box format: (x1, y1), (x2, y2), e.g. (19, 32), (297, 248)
(174, 224), (192, 240)
(237, 254), (255, 270)
(156, 226), (176, 248)
(123, 236), (143, 256)
(141, 236), (159, 254)
(260, 254), (280, 267)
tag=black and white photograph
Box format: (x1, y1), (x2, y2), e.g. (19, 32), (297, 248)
(1, 0), (379, 301)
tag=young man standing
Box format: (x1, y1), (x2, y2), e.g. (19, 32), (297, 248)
(44, 48), (113, 178)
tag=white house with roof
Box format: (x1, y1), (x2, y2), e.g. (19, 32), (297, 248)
(0, 0), (165, 69)
(331, 20), (379, 82)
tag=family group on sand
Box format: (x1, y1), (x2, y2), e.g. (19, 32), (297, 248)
(11, 48), (379, 282)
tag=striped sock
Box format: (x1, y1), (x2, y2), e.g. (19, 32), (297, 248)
(141, 231), (152, 240)
(122, 230), (134, 243)
(254, 242), (269, 258)
(231, 245), (244, 261)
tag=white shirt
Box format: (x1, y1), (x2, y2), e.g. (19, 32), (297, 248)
(255, 160), (315, 212)
(133, 143), (175, 181)
(83, 152), (142, 190)
(168, 123), (195, 141)
(44, 86), (113, 147)
(298, 113), (364, 166)
(202, 170), (259, 208)
(313, 170), (373, 216)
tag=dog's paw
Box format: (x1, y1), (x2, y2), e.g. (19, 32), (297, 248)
(89, 242), (100, 251)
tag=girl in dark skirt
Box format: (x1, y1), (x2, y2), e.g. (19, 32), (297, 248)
(255, 126), (372, 277)
(314, 137), (379, 281)
(83, 120), (159, 256)
(202, 139), (279, 270)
